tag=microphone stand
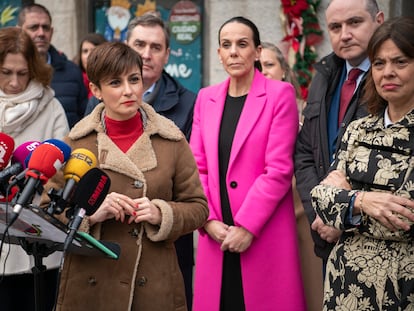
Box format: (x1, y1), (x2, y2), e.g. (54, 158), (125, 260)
(19, 239), (60, 311)
(1, 201), (120, 311)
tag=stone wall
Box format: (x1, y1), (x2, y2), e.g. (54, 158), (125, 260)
(204, 0), (391, 85)
(36, 0), (87, 62)
(39, 0), (391, 87)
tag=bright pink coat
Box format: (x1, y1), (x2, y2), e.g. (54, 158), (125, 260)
(190, 70), (306, 311)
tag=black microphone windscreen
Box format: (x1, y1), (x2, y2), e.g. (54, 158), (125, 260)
(72, 168), (111, 216)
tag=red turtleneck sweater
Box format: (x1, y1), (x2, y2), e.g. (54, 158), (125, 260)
(104, 111), (143, 153)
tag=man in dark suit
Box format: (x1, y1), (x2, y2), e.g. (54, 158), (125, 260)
(294, 0), (384, 272)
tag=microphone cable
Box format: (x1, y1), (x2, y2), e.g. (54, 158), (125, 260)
(0, 187), (16, 285)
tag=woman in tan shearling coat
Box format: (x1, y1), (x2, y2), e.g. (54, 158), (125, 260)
(53, 42), (208, 311)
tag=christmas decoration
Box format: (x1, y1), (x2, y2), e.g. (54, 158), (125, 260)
(280, 0), (323, 100)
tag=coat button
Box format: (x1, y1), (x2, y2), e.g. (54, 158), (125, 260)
(230, 181), (237, 188)
(138, 276), (147, 287)
(88, 277), (97, 286)
(129, 228), (139, 237)
(134, 180), (144, 188)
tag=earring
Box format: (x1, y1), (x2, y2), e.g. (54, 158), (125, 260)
(282, 73), (286, 81)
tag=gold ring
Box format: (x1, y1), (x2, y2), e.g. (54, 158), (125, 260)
(117, 198), (120, 204)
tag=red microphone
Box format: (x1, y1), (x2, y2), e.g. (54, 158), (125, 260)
(10, 143), (65, 225)
(0, 132), (15, 170)
(25, 143), (65, 180)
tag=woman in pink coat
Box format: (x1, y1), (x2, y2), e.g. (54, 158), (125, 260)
(190, 16), (306, 311)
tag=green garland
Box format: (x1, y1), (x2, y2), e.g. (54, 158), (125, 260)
(281, 0), (323, 99)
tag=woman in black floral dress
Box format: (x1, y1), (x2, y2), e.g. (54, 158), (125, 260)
(311, 16), (414, 311)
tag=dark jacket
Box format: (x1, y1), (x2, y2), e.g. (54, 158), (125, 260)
(294, 52), (368, 260)
(49, 45), (88, 128)
(85, 70), (196, 139)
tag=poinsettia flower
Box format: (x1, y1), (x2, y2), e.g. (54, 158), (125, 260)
(281, 0), (309, 17)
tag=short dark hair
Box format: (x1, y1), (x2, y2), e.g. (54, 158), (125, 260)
(126, 13), (170, 48)
(218, 16), (262, 71)
(0, 26), (52, 86)
(326, 0), (379, 20)
(17, 3), (52, 26)
(363, 16), (414, 115)
(86, 42), (143, 88)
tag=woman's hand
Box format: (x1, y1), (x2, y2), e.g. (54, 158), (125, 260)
(89, 192), (139, 226)
(358, 192), (414, 231)
(220, 226), (254, 253)
(321, 170), (351, 190)
(204, 220), (229, 243)
(129, 197), (161, 225)
(311, 215), (342, 243)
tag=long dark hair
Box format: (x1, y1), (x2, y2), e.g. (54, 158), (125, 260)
(218, 16), (262, 71)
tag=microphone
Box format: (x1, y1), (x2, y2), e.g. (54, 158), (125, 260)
(7, 141), (41, 194)
(0, 133), (15, 170)
(9, 143), (66, 226)
(63, 167), (111, 252)
(0, 141), (41, 197)
(47, 148), (97, 215)
(0, 163), (22, 198)
(42, 139), (72, 162)
(62, 148), (97, 201)
(11, 141), (41, 168)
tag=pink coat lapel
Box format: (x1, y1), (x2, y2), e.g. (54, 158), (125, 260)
(229, 71), (266, 169)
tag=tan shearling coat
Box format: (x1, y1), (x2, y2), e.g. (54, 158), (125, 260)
(55, 103), (208, 311)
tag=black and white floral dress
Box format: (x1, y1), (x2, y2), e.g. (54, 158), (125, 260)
(311, 110), (414, 311)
